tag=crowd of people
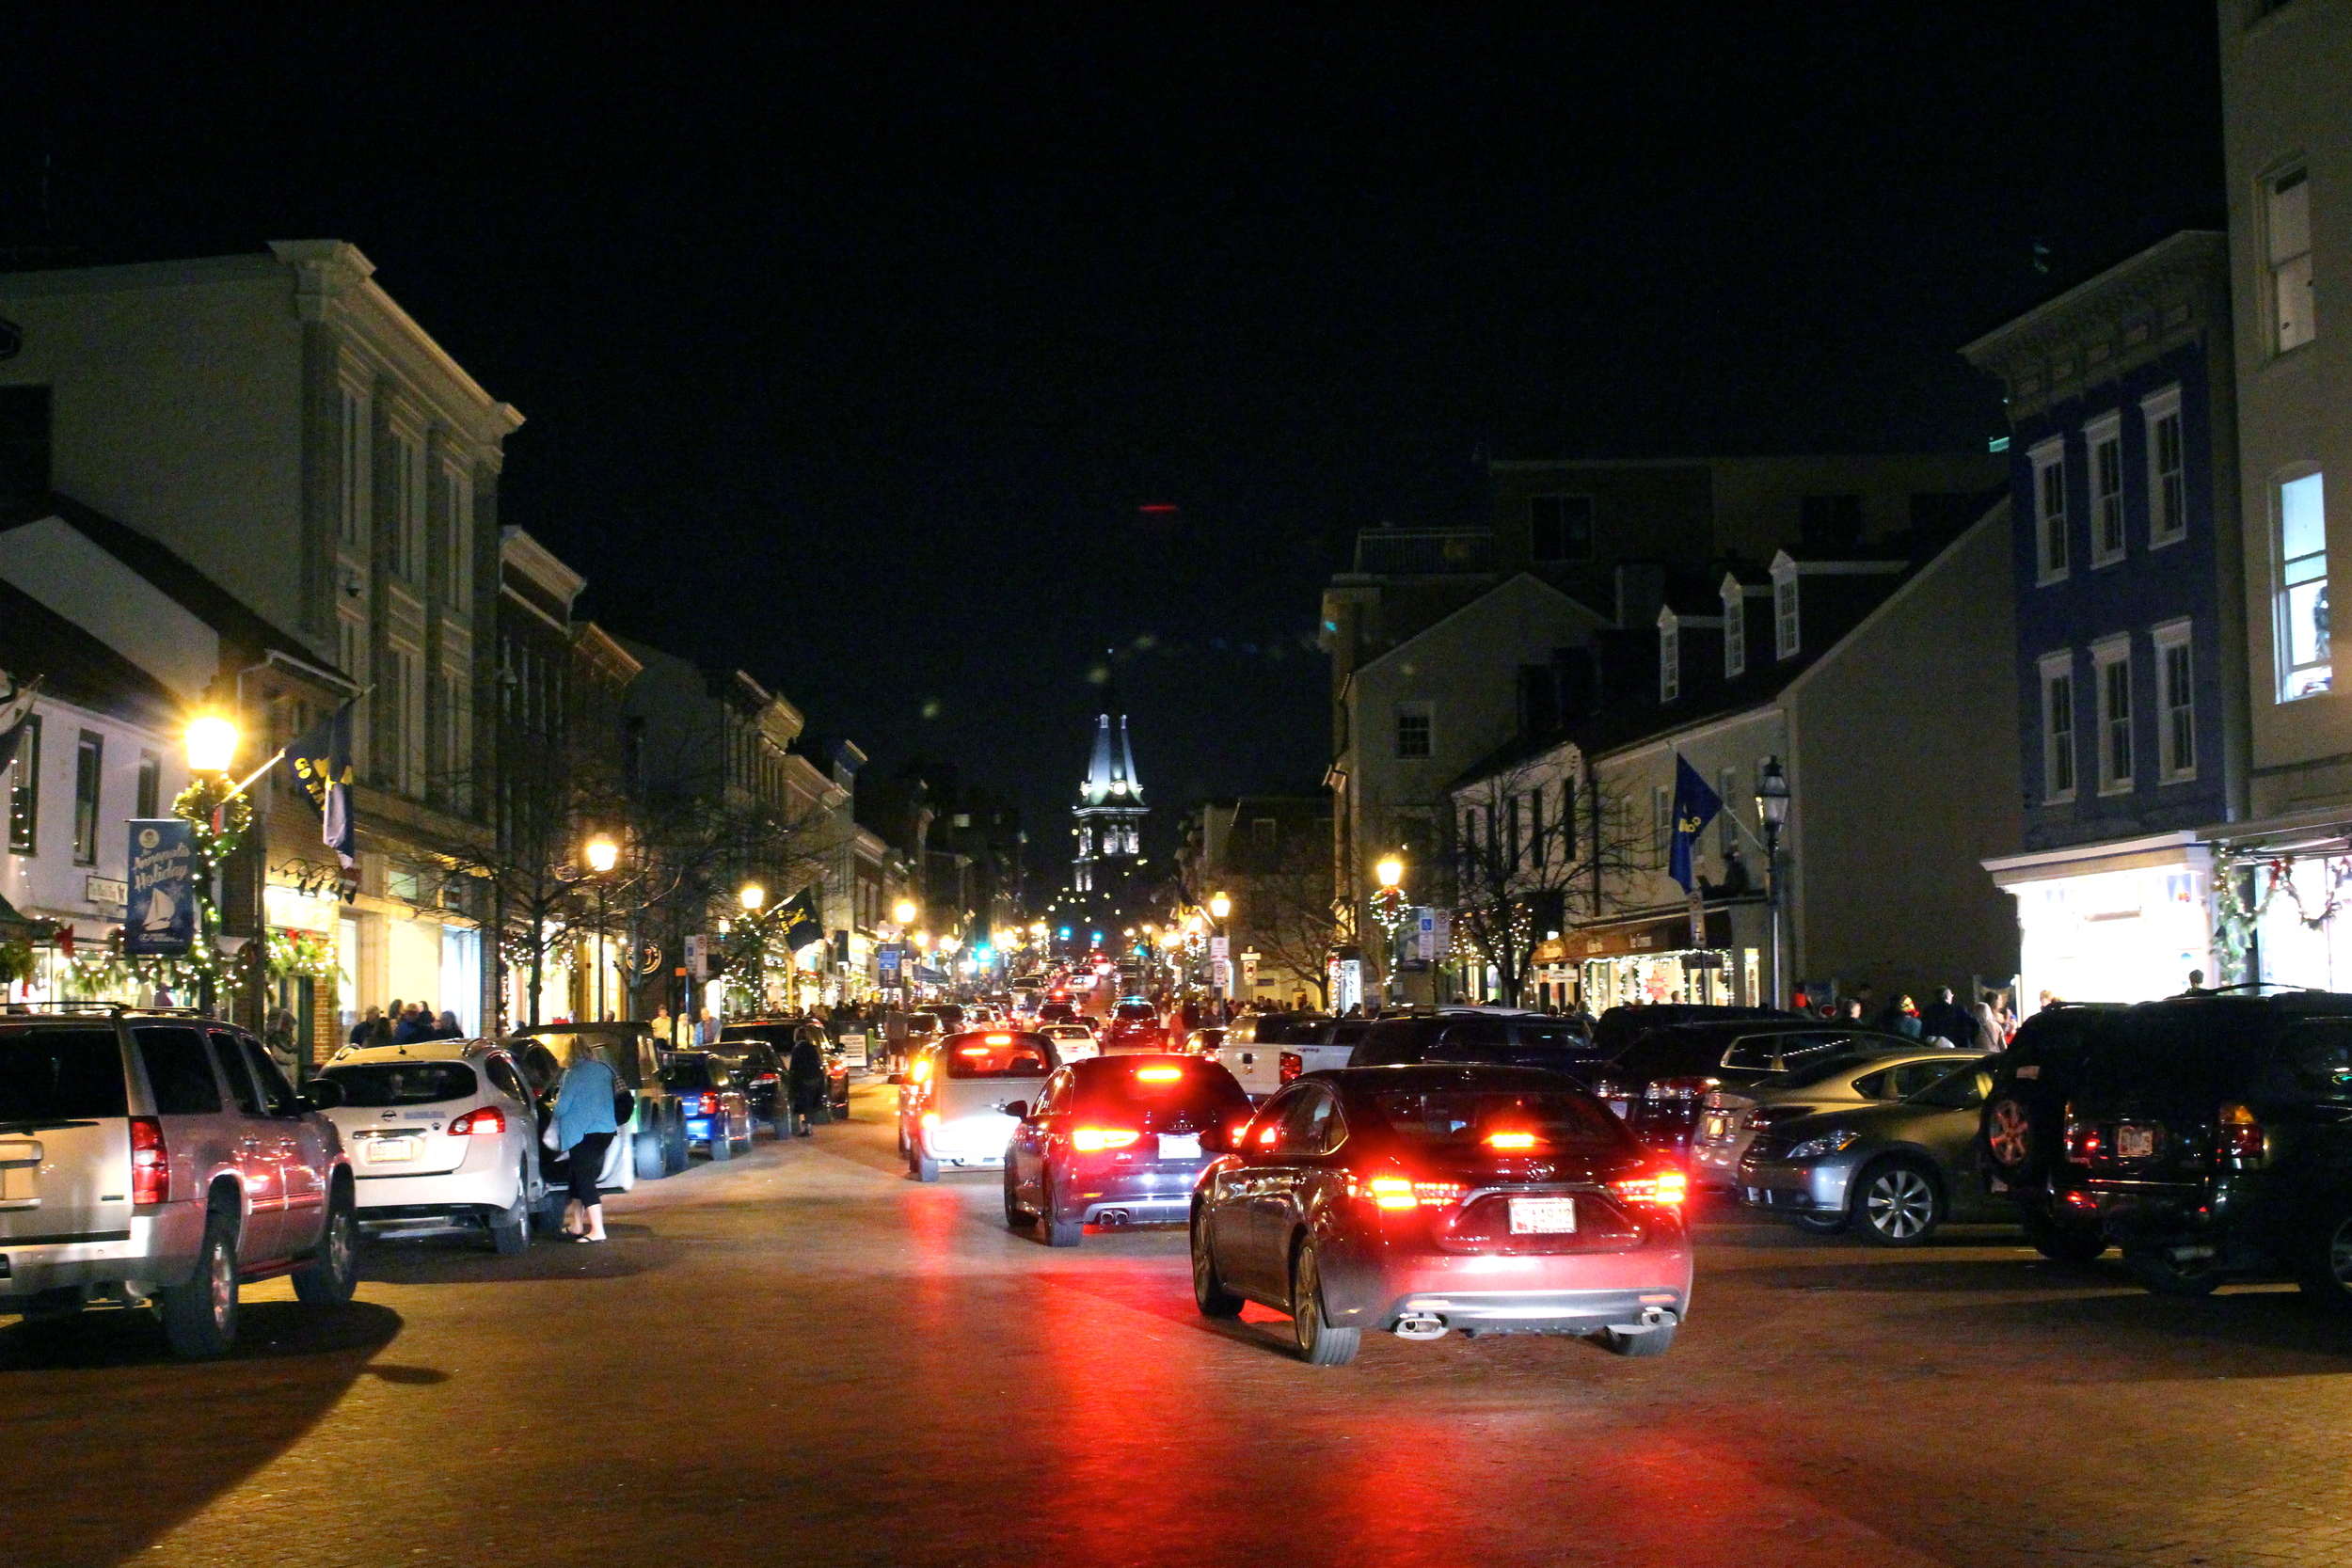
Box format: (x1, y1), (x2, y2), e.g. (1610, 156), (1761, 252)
(344, 1000), (468, 1048)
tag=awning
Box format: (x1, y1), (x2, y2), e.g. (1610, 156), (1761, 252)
(1562, 908), (1732, 960)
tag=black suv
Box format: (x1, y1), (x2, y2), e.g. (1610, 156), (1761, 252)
(1350, 1010), (1598, 1074)
(1590, 1019), (1936, 1158)
(2013, 990), (2352, 1299)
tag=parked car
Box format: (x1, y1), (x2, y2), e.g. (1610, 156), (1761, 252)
(318, 1037), (548, 1253)
(901, 1030), (1058, 1181)
(2040, 990), (2352, 1300)
(0, 1006), (358, 1358)
(1692, 1049), (1986, 1192)
(1736, 1055), (2002, 1244)
(1003, 1053), (1251, 1245)
(709, 1034), (788, 1132)
(1972, 1001), (2130, 1260)
(664, 1052), (754, 1160)
(1212, 1008), (1334, 1098)
(1191, 1065), (1692, 1363)
(1590, 1020), (1942, 1159)
(510, 1022), (687, 1180)
(1037, 1022), (1100, 1062)
(718, 1022), (850, 1125)
(931, 1005), (967, 1034)
(1102, 999), (1168, 1053)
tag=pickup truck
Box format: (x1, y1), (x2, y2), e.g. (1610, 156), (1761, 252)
(1215, 1011), (1365, 1100)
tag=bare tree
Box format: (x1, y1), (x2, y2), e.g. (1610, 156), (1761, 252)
(1452, 758), (1650, 1006)
(1235, 833), (1342, 1008)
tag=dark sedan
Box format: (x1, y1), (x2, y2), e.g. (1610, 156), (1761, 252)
(1191, 1065), (1692, 1365)
(720, 1022), (850, 1121)
(1002, 1053), (1252, 1246)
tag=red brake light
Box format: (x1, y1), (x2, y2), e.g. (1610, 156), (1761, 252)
(1257, 1122), (1280, 1147)
(2219, 1101), (2265, 1161)
(911, 1058), (932, 1084)
(1279, 1052), (1303, 1084)
(755, 1071), (780, 1084)
(1364, 1176), (1417, 1211)
(2065, 1117), (2100, 1163)
(698, 1093), (720, 1117)
(1135, 1065), (1183, 1082)
(985, 1034), (1012, 1045)
(1071, 1127), (1140, 1152)
(1612, 1168), (1689, 1208)
(448, 1105), (506, 1137)
(130, 1116), (167, 1206)
(1485, 1132), (1537, 1150)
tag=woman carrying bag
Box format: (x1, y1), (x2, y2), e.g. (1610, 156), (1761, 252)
(550, 1051), (630, 1243)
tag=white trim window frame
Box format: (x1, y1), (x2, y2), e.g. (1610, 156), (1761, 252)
(389, 422), (426, 583)
(2091, 633), (2134, 796)
(2276, 467), (2331, 701)
(1722, 582), (1746, 678)
(2268, 166), (2315, 356)
(2142, 385), (2186, 548)
(2086, 412), (2125, 568)
(1772, 562), (1800, 660)
(2030, 436), (2070, 585)
(1660, 614), (1680, 703)
(1651, 784), (1672, 868)
(2152, 618), (2196, 784)
(2038, 650), (2077, 804)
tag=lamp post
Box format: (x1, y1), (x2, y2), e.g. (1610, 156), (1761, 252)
(182, 716), (241, 1020)
(583, 837), (618, 1022)
(1756, 757), (1790, 1009)
(739, 882), (766, 1016)
(1375, 854), (1406, 1006)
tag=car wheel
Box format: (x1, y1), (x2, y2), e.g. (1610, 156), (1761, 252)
(1981, 1093), (2053, 1183)
(2018, 1200), (2107, 1264)
(293, 1184), (360, 1307)
(1002, 1161), (1034, 1227)
(1790, 1212), (1848, 1236)
(1289, 1236), (1359, 1365)
(160, 1206), (240, 1359)
(664, 1110), (689, 1175)
(897, 1118), (910, 1157)
(488, 1174), (531, 1256)
(911, 1146), (939, 1182)
(1852, 1159), (1943, 1247)
(632, 1121), (667, 1180)
(2295, 1208), (2352, 1312)
(1043, 1165), (1082, 1247)
(2127, 1242), (2223, 1297)
(709, 1127), (734, 1162)
(1600, 1324), (1678, 1357)
(1192, 1209), (1243, 1318)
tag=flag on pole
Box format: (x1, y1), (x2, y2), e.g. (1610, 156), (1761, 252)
(781, 887), (825, 951)
(1667, 754), (1724, 895)
(288, 700), (358, 867)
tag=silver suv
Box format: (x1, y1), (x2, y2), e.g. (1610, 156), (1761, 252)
(0, 1005), (358, 1357)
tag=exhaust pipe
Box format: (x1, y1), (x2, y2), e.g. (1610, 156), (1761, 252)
(1097, 1209), (1131, 1227)
(1393, 1313), (1449, 1340)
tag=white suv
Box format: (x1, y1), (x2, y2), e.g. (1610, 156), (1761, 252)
(318, 1038), (550, 1254)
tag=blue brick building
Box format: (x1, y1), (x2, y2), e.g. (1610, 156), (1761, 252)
(1964, 232), (2248, 1007)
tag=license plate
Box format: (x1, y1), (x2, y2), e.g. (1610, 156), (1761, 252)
(1158, 1133), (1200, 1163)
(368, 1137), (418, 1163)
(1509, 1196), (1577, 1234)
(1701, 1114), (1726, 1141)
(2117, 1125), (2155, 1159)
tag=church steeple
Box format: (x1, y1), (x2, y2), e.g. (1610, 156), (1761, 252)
(1072, 711), (1147, 895)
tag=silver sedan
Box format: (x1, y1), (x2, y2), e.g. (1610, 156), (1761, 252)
(1692, 1050), (1981, 1192)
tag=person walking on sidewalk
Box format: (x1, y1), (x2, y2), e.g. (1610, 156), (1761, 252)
(787, 1026), (828, 1137)
(553, 1051), (626, 1243)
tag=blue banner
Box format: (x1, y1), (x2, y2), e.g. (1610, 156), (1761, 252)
(288, 700), (357, 867)
(1667, 755), (1724, 895)
(124, 817), (198, 957)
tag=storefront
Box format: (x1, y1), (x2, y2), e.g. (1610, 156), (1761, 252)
(1566, 906), (1766, 1011)
(1985, 832), (2213, 1014)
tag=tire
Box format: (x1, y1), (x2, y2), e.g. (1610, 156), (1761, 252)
(1601, 1324), (1677, 1358)
(1043, 1165), (1082, 1247)
(1191, 1210), (1243, 1317)
(911, 1146), (939, 1182)
(1852, 1159), (1943, 1247)
(293, 1186), (360, 1307)
(1981, 1093), (2055, 1185)
(1003, 1161), (1034, 1227)
(160, 1207), (240, 1359)
(2127, 1242), (2223, 1297)
(2018, 1201), (2107, 1265)
(633, 1122), (668, 1180)
(488, 1175), (530, 1256)
(1791, 1212), (1848, 1236)
(709, 1125), (735, 1161)
(1289, 1237), (1359, 1365)
(664, 1111), (689, 1175)
(2296, 1208), (2352, 1313)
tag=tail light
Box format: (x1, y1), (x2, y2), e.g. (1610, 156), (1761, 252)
(1135, 1065), (1183, 1082)
(920, 1111), (939, 1129)
(1355, 1173), (1464, 1209)
(2064, 1109), (2100, 1164)
(697, 1093), (720, 1117)
(1279, 1052), (1303, 1084)
(1072, 1127), (1140, 1152)
(911, 1058), (933, 1085)
(1362, 1175), (1418, 1211)
(1611, 1168), (1689, 1208)
(2219, 1101), (2265, 1163)
(755, 1071), (780, 1085)
(448, 1106), (506, 1136)
(130, 1116), (168, 1206)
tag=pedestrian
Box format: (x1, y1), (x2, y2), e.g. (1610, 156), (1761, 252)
(1839, 997), (1865, 1022)
(648, 1006), (672, 1041)
(1917, 988), (1973, 1049)
(348, 1005), (382, 1046)
(787, 1027), (827, 1137)
(393, 1003), (431, 1044)
(363, 1008), (393, 1047)
(1971, 996), (2007, 1052)
(1885, 996), (1924, 1039)
(265, 1007), (302, 1080)
(435, 1008), (462, 1039)
(551, 1049), (627, 1243)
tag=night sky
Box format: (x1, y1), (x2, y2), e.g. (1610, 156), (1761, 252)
(5, 7), (2224, 848)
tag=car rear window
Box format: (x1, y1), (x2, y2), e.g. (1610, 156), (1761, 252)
(944, 1033), (1054, 1078)
(1115, 1003), (1157, 1021)
(321, 1061), (478, 1106)
(1366, 1086), (1627, 1152)
(1514, 1022), (1593, 1053)
(0, 1025), (129, 1122)
(664, 1055), (722, 1090)
(1909, 1061), (1994, 1109)
(524, 1030), (648, 1088)
(134, 1024), (222, 1115)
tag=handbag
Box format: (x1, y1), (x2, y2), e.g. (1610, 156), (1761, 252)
(540, 1113), (562, 1152)
(612, 1087), (636, 1125)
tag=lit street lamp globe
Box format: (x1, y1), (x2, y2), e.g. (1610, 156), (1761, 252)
(584, 837), (619, 874)
(739, 883), (766, 912)
(184, 714), (239, 774)
(1209, 893), (1231, 921)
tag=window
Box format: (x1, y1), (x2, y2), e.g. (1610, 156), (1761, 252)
(387, 644), (425, 796)
(1652, 784), (1672, 866)
(2031, 438), (2069, 583)
(1529, 495), (1594, 562)
(2040, 653), (2076, 802)
(1395, 705), (1431, 759)
(2141, 387), (2185, 546)
(136, 749), (160, 819)
(1251, 816), (1277, 853)
(2279, 471), (2330, 700)
(1724, 589), (1746, 678)
(1556, 777), (1577, 861)
(2153, 621), (2195, 783)
(337, 382), (371, 547)
(1503, 794), (1520, 867)
(442, 459), (473, 603)
(2269, 167), (2315, 353)
(1660, 617), (1680, 702)
(1717, 768), (1739, 855)
(2087, 414), (2124, 566)
(1528, 787), (1545, 869)
(1773, 574), (1799, 659)
(0, 384), (52, 510)
(1459, 809), (1479, 867)
(438, 664), (468, 785)
(72, 730), (101, 865)
(8, 712), (39, 853)
(2094, 637), (2133, 793)
(389, 427), (425, 579)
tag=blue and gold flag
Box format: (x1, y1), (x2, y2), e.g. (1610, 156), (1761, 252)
(1668, 754), (1723, 894)
(288, 701), (358, 867)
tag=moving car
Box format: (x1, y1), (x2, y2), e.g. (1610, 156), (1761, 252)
(318, 1037), (548, 1253)
(903, 1030), (1057, 1181)
(511, 1022), (687, 1180)
(1590, 1004), (1794, 1062)
(1349, 1009), (1596, 1079)
(1003, 1053), (1251, 1246)
(0, 1006), (358, 1358)
(1180, 1026), (1227, 1056)
(1101, 999), (1168, 1053)
(1036, 1022), (1099, 1062)
(1590, 1020), (1940, 1159)
(1191, 1065), (1692, 1364)
(2041, 990), (2352, 1299)
(1736, 1055), (2000, 1244)
(1692, 1049), (1987, 1192)
(664, 1052), (754, 1160)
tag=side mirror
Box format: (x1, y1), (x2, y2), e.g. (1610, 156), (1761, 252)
(888, 1073), (908, 1087)
(303, 1077), (345, 1111)
(1001, 1101), (1028, 1121)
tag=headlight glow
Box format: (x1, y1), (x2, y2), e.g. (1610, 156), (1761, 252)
(1787, 1130), (1862, 1161)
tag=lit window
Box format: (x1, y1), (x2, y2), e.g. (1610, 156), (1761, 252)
(2088, 414), (2124, 566)
(2269, 167), (2315, 354)
(2040, 654), (2076, 802)
(2153, 621), (2195, 783)
(2279, 470), (2330, 700)
(2031, 439), (2069, 583)
(7, 713), (39, 853)
(2094, 638), (2133, 793)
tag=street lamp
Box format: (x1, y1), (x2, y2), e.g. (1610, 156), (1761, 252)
(184, 715), (238, 775)
(1373, 854), (1407, 1004)
(894, 899), (918, 927)
(584, 837), (620, 1022)
(1375, 856), (1403, 891)
(1756, 757), (1791, 1010)
(739, 883), (765, 913)
(181, 716), (243, 1019)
